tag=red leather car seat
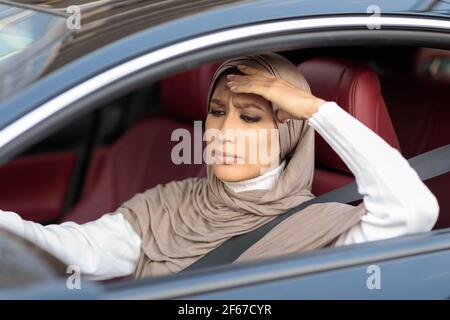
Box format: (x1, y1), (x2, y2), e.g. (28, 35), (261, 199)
(62, 63), (220, 223)
(297, 58), (401, 196)
(0, 151), (76, 222)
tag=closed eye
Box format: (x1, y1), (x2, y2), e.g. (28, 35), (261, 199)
(240, 114), (261, 123)
(208, 109), (225, 117)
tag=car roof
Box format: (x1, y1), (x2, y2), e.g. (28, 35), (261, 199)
(5, 0), (246, 74)
(6, 0), (450, 75)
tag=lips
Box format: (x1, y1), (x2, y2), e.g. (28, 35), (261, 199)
(214, 150), (243, 164)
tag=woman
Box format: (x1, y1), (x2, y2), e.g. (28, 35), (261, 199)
(0, 53), (439, 281)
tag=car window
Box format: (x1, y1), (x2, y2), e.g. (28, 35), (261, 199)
(0, 4), (69, 102)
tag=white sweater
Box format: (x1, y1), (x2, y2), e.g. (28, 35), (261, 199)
(0, 101), (439, 280)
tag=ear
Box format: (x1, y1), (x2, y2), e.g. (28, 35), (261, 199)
(276, 109), (291, 123)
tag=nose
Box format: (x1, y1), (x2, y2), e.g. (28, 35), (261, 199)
(217, 109), (238, 144)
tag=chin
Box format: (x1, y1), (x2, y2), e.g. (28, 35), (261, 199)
(212, 164), (259, 182)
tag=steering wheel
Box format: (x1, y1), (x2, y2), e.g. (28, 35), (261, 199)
(0, 228), (67, 288)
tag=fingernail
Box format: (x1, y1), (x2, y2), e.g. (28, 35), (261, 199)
(226, 74), (235, 80)
(237, 65), (247, 70)
(227, 81), (235, 86)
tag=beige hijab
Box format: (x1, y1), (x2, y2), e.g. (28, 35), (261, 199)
(118, 52), (367, 279)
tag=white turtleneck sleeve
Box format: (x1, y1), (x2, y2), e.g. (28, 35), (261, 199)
(0, 210), (141, 281)
(307, 101), (439, 246)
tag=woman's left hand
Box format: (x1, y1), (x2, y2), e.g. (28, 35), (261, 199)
(226, 64), (326, 122)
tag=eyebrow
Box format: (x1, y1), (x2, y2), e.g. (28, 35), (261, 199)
(234, 102), (264, 111)
(211, 98), (226, 107)
(211, 98), (264, 111)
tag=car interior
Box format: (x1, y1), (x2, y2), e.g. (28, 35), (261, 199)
(0, 45), (448, 232)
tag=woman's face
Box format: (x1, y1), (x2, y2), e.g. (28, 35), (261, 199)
(205, 73), (280, 182)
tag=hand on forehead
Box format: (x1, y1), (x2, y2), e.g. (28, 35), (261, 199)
(211, 74), (273, 112)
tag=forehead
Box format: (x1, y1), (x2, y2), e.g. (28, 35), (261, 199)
(211, 75), (271, 107)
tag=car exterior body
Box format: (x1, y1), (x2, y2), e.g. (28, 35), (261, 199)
(0, 0), (449, 299)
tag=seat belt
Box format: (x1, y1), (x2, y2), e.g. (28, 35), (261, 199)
(183, 144), (450, 272)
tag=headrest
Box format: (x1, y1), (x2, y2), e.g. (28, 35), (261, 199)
(160, 62), (221, 121)
(298, 57), (400, 174)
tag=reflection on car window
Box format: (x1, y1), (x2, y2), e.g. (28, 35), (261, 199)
(0, 4), (69, 102)
(419, 56), (450, 78)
